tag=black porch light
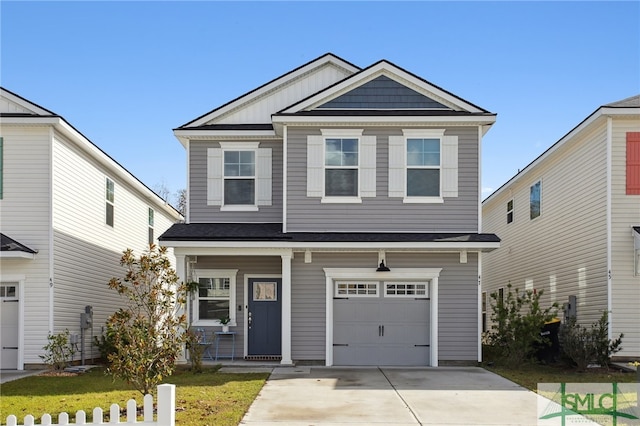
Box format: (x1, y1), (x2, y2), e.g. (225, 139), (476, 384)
(376, 259), (390, 272)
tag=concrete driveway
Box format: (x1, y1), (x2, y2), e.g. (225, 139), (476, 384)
(240, 366), (542, 426)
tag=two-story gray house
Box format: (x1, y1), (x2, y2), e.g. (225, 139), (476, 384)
(160, 54), (499, 366)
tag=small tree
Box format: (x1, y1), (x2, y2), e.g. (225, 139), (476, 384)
(484, 284), (558, 366)
(40, 329), (76, 370)
(106, 245), (188, 395)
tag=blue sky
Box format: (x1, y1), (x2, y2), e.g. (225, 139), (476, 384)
(2, 1), (639, 203)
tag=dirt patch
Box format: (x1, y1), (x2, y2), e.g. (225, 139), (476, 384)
(38, 371), (80, 377)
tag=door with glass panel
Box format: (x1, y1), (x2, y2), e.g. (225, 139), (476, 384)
(247, 278), (282, 356)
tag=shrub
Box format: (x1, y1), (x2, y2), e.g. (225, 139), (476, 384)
(40, 329), (75, 370)
(560, 311), (623, 371)
(484, 284), (558, 367)
(185, 327), (204, 373)
(93, 325), (118, 364)
(106, 245), (188, 395)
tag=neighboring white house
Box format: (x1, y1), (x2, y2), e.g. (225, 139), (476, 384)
(482, 95), (640, 359)
(0, 87), (183, 370)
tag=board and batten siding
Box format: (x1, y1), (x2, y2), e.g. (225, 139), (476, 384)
(213, 64), (354, 125)
(610, 118), (640, 357)
(51, 131), (178, 348)
(188, 140), (283, 223)
(0, 126), (52, 365)
(483, 122), (609, 327)
(286, 126), (479, 233)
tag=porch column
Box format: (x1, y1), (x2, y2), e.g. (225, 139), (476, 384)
(175, 254), (187, 363)
(281, 253), (293, 365)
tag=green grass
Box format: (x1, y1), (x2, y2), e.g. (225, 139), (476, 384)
(484, 362), (638, 392)
(0, 366), (268, 426)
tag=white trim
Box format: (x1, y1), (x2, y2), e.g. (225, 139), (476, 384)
(272, 115), (496, 125)
(324, 267), (442, 367)
(219, 141), (260, 150)
(335, 281), (379, 297)
(321, 128), (364, 137)
(606, 117), (613, 340)
(282, 125), (288, 233)
(49, 126), (54, 335)
(192, 269), (238, 327)
(281, 254), (292, 365)
(0, 252), (36, 259)
(220, 205), (259, 212)
(477, 253), (482, 363)
(477, 126), (483, 232)
(402, 128), (445, 137)
(383, 281), (429, 298)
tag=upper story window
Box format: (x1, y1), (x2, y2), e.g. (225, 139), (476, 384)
(0, 137), (4, 200)
(627, 132), (640, 195)
(507, 199), (514, 224)
(224, 150), (255, 205)
(206, 142), (272, 211)
(325, 138), (358, 197)
(406, 138), (440, 197)
(105, 178), (115, 227)
(148, 208), (154, 244)
(307, 129), (376, 203)
(530, 180), (541, 220)
(389, 129), (458, 203)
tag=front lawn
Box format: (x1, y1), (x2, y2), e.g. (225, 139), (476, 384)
(0, 366), (268, 426)
(484, 362), (638, 392)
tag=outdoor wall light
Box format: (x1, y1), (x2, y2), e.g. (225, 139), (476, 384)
(376, 260), (390, 272)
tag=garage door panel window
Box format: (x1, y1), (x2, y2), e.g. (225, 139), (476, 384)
(385, 282), (428, 297)
(335, 281), (378, 297)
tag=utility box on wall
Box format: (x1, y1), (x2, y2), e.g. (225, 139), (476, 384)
(563, 295), (577, 322)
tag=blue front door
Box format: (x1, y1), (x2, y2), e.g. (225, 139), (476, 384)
(248, 278), (282, 356)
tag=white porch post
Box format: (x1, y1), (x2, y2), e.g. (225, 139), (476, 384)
(281, 253), (293, 365)
(175, 254), (187, 363)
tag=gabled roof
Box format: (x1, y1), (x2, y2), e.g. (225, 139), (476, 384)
(177, 53), (360, 129)
(0, 87), (183, 220)
(0, 233), (38, 259)
(277, 59), (491, 115)
(483, 94), (640, 204)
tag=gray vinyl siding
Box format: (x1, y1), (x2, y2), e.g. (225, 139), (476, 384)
(188, 256), (282, 357)
(318, 76), (449, 109)
(287, 126), (479, 232)
(189, 140), (283, 223)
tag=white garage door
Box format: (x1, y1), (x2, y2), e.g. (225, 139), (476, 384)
(333, 281), (430, 366)
(1, 283), (19, 369)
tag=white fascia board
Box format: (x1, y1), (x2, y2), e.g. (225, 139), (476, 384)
(166, 240), (500, 251)
(600, 107), (640, 117)
(2, 117), (182, 220)
(174, 129), (277, 139)
(1, 89), (54, 115)
(271, 114), (496, 126)
(280, 61), (485, 114)
(186, 56), (360, 128)
(0, 252), (36, 259)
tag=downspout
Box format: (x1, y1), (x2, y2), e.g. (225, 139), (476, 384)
(282, 125), (288, 233)
(477, 125), (483, 362)
(185, 139), (190, 224)
(606, 117), (613, 340)
(49, 127), (55, 334)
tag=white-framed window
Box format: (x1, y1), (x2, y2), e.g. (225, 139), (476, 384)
(335, 281), (378, 297)
(507, 199), (514, 224)
(530, 180), (541, 220)
(148, 208), (154, 244)
(206, 142), (272, 211)
(192, 269), (237, 326)
(389, 129), (458, 203)
(105, 178), (115, 227)
(384, 282), (428, 297)
(307, 129), (376, 202)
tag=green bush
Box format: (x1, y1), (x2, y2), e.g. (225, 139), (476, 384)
(560, 311), (623, 371)
(484, 284), (558, 367)
(185, 327), (204, 373)
(40, 329), (75, 370)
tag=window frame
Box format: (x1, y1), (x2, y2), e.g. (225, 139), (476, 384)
(507, 199), (514, 224)
(322, 129), (362, 203)
(219, 142), (259, 211)
(105, 177), (115, 227)
(335, 281), (378, 297)
(384, 281), (429, 298)
(148, 208), (154, 245)
(402, 129), (445, 203)
(530, 180), (542, 220)
(192, 269), (238, 326)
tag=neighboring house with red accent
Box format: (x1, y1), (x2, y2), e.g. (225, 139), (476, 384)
(160, 53), (500, 366)
(0, 88), (183, 370)
(482, 95), (640, 359)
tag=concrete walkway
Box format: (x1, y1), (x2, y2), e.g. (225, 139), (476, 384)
(241, 366), (544, 426)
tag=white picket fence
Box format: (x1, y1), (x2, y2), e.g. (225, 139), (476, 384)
(5, 384), (175, 426)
